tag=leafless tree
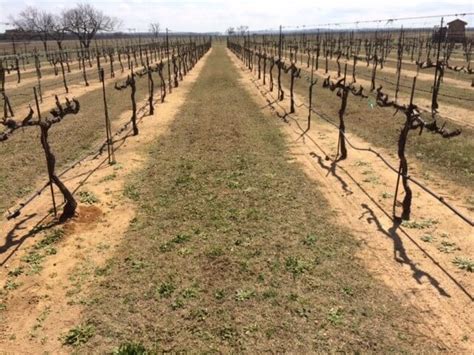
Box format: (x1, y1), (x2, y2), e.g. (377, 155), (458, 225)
(237, 25), (249, 36)
(226, 27), (235, 36)
(149, 22), (160, 40)
(51, 15), (67, 50)
(62, 4), (119, 48)
(11, 7), (55, 52)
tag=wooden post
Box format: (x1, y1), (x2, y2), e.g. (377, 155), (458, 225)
(130, 65), (138, 136)
(307, 54), (317, 133)
(100, 68), (115, 164)
(166, 29), (172, 94)
(277, 25), (284, 101)
(147, 59), (154, 115)
(81, 48), (89, 86)
(59, 53), (68, 93)
(336, 65), (349, 161)
(431, 17), (444, 115)
(395, 27), (404, 103)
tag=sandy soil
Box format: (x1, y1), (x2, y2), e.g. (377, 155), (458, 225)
(0, 49), (212, 353)
(229, 49), (474, 353)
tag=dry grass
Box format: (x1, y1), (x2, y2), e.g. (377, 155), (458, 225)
(75, 45), (438, 353)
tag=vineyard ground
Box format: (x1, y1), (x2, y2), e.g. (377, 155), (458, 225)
(281, 49), (473, 93)
(74, 44), (449, 352)
(229, 48), (473, 352)
(2, 58), (472, 220)
(0, 56), (173, 214)
(281, 53), (474, 128)
(5, 57), (138, 109)
(269, 61), (474, 214)
(2, 44), (473, 216)
(0, 43), (471, 353)
(280, 57), (474, 191)
(0, 47), (212, 353)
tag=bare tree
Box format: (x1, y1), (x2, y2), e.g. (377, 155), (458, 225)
(51, 15), (67, 50)
(226, 27), (235, 36)
(237, 25), (249, 36)
(149, 22), (160, 40)
(62, 4), (119, 48)
(11, 7), (55, 52)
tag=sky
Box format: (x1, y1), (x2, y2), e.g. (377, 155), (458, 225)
(0, 0), (473, 33)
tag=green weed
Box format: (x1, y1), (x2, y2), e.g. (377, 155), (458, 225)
(113, 342), (149, 355)
(34, 229), (64, 249)
(437, 241), (460, 254)
(100, 173), (117, 183)
(8, 267), (24, 277)
(4, 280), (20, 290)
(420, 234), (435, 243)
(402, 218), (439, 229)
(62, 324), (95, 346)
(157, 282), (176, 298)
(452, 257), (474, 272)
(285, 256), (309, 277)
(235, 289), (255, 301)
(78, 191), (100, 205)
(327, 307), (344, 325)
(302, 234), (317, 247)
(123, 183), (140, 201)
(21, 251), (45, 274)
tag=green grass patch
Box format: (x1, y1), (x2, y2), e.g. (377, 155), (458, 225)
(452, 257), (474, 272)
(78, 191), (100, 205)
(61, 324), (95, 346)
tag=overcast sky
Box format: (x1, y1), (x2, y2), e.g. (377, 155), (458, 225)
(0, 0), (473, 33)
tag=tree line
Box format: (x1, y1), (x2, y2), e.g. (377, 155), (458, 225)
(9, 4), (120, 51)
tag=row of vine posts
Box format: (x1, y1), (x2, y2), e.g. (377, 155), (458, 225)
(227, 22), (467, 222)
(0, 34), (211, 222)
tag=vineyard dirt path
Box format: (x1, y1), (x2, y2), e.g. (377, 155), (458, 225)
(0, 48), (212, 354)
(228, 49), (473, 352)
